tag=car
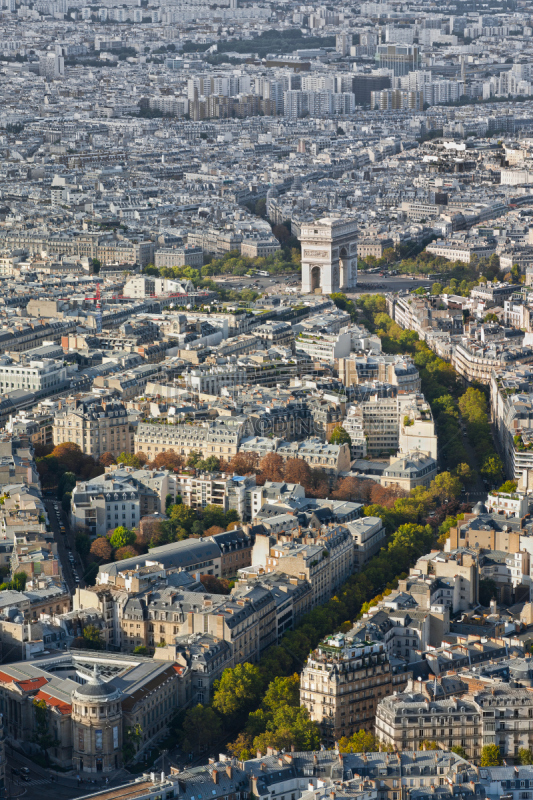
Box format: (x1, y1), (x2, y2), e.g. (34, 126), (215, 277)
(75, 576), (80, 583)
(20, 768), (30, 775)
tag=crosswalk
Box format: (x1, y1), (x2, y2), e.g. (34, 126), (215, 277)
(13, 777), (50, 786)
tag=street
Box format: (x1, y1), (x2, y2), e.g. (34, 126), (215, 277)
(44, 499), (85, 593)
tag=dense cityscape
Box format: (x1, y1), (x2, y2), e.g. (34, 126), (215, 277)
(5, 0), (533, 797)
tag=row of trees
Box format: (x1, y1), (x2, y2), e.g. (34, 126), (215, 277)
(353, 295), (503, 483)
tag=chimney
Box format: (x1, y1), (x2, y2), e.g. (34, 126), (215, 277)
(226, 766), (233, 779)
(213, 771), (219, 784)
(260, 763), (267, 772)
(313, 754), (318, 765)
(338, 753), (343, 764)
(257, 752), (262, 759)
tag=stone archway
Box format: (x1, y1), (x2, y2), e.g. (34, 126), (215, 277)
(311, 265), (321, 293)
(339, 247), (349, 288)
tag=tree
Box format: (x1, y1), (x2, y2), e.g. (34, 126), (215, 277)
(200, 574), (231, 594)
(51, 442), (85, 473)
(498, 480), (517, 493)
(186, 450), (203, 468)
(479, 578), (498, 606)
(481, 454), (504, 484)
(169, 503), (198, 534)
(81, 624), (104, 650)
(420, 740), (439, 750)
(133, 645), (148, 655)
(450, 746), (468, 759)
(259, 452), (285, 483)
(455, 463), (475, 487)
(480, 744), (503, 766)
(204, 525), (225, 537)
(196, 456), (220, 472)
(484, 312), (499, 323)
(228, 452), (258, 475)
(519, 749), (533, 765)
(181, 705), (222, 753)
(329, 426), (352, 447)
(90, 536), (113, 563)
(10, 572), (27, 592)
(117, 452), (146, 469)
(99, 452), (116, 467)
(262, 674), (300, 712)
(151, 450), (184, 471)
(115, 545), (137, 560)
(33, 699), (59, 760)
(75, 531), (91, 558)
(332, 477), (374, 503)
(283, 458), (312, 490)
(431, 282), (443, 295)
(339, 729), (379, 753)
(123, 723), (143, 762)
(110, 526), (136, 550)
(213, 662), (263, 719)
(430, 472), (462, 501)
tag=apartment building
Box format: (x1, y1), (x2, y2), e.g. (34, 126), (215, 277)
(0, 356), (67, 396)
(71, 467), (173, 537)
(135, 418), (248, 462)
(376, 685), (533, 763)
(53, 395), (132, 459)
(347, 390), (436, 457)
(239, 436), (351, 476)
(338, 354), (421, 393)
(300, 628), (397, 745)
(491, 367), (533, 485)
(259, 525), (354, 607)
(295, 331), (351, 361)
(453, 338), (533, 385)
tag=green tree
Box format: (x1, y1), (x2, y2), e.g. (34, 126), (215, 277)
(81, 624), (104, 650)
(117, 452), (146, 468)
(10, 572), (27, 592)
(498, 480), (517, 493)
(329, 426), (352, 447)
(213, 662), (263, 719)
(187, 450), (203, 468)
(450, 746), (468, 759)
(480, 744), (503, 766)
(169, 503), (198, 534)
(431, 282), (443, 295)
(479, 578), (498, 606)
(181, 705), (222, 753)
(75, 531), (91, 557)
(455, 463), (475, 487)
(32, 699), (59, 760)
(484, 312), (499, 323)
(519, 748), (533, 765)
(123, 723), (143, 762)
(133, 645), (148, 655)
(481, 454), (504, 484)
(430, 472), (462, 500)
(339, 729), (379, 753)
(262, 674), (300, 711)
(110, 526), (135, 549)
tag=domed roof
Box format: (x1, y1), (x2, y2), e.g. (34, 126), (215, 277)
(73, 664), (121, 701)
(472, 500), (488, 516)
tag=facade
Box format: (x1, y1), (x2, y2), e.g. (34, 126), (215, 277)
(300, 628), (398, 745)
(0, 651), (189, 772)
(71, 469), (172, 537)
(135, 419), (247, 462)
(53, 396), (131, 460)
(376, 685), (533, 763)
(300, 217), (358, 294)
(0, 357), (67, 397)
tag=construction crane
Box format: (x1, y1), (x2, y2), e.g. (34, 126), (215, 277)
(84, 283), (103, 334)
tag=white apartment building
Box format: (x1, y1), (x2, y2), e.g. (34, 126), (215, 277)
(0, 357), (67, 395)
(295, 331), (351, 361)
